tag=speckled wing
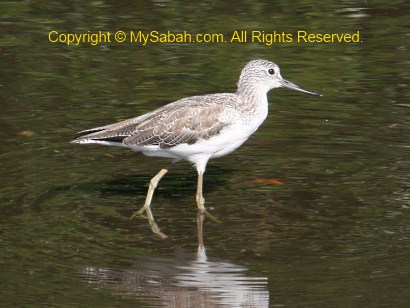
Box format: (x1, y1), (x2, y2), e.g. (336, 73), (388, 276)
(73, 94), (233, 149)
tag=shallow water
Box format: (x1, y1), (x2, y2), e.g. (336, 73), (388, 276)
(1, 1), (409, 306)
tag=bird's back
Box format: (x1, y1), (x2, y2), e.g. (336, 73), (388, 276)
(72, 93), (241, 150)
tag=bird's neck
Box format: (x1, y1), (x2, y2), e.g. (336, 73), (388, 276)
(236, 86), (269, 124)
(236, 85), (268, 109)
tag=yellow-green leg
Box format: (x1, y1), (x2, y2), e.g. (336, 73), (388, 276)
(196, 171), (206, 213)
(195, 171), (220, 223)
(130, 168), (169, 238)
(132, 168), (168, 217)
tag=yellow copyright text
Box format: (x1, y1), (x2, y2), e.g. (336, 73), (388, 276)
(48, 30), (112, 46)
(48, 30), (362, 46)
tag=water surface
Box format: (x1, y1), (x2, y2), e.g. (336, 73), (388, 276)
(1, 1), (409, 306)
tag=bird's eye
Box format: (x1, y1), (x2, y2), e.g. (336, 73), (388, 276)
(268, 68), (275, 75)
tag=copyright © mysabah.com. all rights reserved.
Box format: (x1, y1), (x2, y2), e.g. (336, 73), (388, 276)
(48, 29), (362, 46)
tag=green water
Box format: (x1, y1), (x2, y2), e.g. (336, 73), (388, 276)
(1, 1), (409, 306)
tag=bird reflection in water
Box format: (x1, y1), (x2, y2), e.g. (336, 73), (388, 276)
(82, 212), (269, 307)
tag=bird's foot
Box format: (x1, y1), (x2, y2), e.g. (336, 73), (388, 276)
(196, 196), (220, 223)
(129, 205), (148, 220)
(200, 208), (221, 223)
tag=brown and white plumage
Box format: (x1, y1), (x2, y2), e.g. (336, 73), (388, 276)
(72, 59), (321, 236)
(73, 94), (231, 151)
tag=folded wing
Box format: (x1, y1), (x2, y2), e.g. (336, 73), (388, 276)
(72, 94), (232, 149)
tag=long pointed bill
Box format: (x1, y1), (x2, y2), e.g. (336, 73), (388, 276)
(280, 79), (322, 96)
